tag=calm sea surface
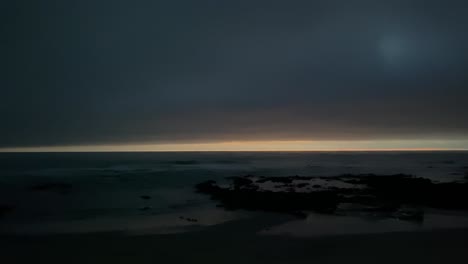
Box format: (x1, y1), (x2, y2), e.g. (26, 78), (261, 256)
(1, 151), (468, 235)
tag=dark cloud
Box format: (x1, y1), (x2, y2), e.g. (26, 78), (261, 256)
(1, 0), (468, 147)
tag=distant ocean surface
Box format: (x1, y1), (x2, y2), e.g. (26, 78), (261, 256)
(1, 151), (468, 235)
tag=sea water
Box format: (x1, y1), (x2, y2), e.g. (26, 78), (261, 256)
(1, 151), (467, 235)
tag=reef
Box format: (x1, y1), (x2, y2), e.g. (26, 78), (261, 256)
(196, 174), (468, 221)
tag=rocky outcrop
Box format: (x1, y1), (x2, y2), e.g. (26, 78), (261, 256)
(196, 174), (468, 221)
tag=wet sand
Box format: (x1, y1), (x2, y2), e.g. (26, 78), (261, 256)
(1, 215), (467, 264)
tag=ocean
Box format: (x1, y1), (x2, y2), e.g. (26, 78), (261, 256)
(1, 151), (468, 235)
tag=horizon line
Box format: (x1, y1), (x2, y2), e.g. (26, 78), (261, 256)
(1, 139), (468, 153)
(1, 149), (468, 154)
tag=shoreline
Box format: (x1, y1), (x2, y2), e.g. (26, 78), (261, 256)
(1, 216), (468, 263)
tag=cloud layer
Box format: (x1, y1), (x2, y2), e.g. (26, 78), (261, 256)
(1, 0), (468, 147)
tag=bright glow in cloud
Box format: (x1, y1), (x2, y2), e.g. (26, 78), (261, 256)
(380, 35), (412, 67)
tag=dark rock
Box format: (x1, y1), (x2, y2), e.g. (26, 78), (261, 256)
(179, 216), (198, 222)
(291, 211), (308, 218)
(140, 206), (152, 211)
(257, 175), (321, 184)
(214, 160), (241, 164)
(228, 176), (253, 189)
(29, 183), (72, 195)
(441, 160), (455, 164)
(312, 184), (321, 188)
(0, 205), (13, 218)
(296, 183), (309, 188)
(195, 173), (468, 220)
(196, 181), (339, 215)
(141, 195), (151, 200)
(394, 208), (424, 223)
(256, 177), (293, 184)
(172, 160), (198, 165)
(195, 180), (220, 193)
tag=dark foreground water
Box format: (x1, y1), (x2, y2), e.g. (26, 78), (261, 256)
(1, 151), (468, 235)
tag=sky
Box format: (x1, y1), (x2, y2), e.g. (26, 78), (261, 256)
(1, 1), (468, 151)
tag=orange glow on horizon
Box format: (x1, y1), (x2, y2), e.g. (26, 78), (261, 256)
(1, 139), (468, 152)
